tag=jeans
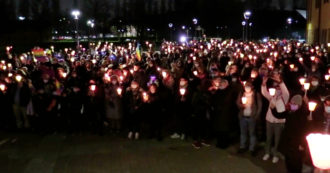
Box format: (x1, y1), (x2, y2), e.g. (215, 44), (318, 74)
(239, 117), (256, 151)
(13, 104), (30, 129)
(265, 122), (284, 156)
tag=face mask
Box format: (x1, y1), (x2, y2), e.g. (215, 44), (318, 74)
(112, 81), (118, 85)
(290, 104), (299, 111)
(311, 81), (319, 87)
(245, 87), (252, 93)
(325, 106), (330, 113)
(180, 81), (186, 86)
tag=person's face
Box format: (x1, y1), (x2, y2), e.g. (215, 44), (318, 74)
(131, 82), (138, 90)
(150, 86), (156, 94)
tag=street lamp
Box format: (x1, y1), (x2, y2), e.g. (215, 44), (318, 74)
(71, 10), (81, 49)
(87, 19), (95, 42)
(244, 10), (252, 20)
(168, 23), (173, 40)
(243, 10), (252, 41)
(242, 21), (246, 41)
(286, 17), (293, 39)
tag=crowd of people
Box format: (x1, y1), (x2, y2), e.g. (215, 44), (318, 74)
(0, 38), (329, 172)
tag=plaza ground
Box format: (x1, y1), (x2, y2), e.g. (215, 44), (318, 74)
(0, 132), (289, 173)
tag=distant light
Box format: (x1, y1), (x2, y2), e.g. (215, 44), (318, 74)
(244, 10), (252, 20)
(179, 35), (187, 43)
(249, 22), (252, 27)
(168, 23), (173, 28)
(182, 25), (186, 30)
(262, 37), (268, 43)
(18, 16), (26, 21)
(192, 18), (198, 25)
(147, 28), (151, 32)
(287, 17), (293, 25)
(87, 20), (95, 28)
(71, 10), (81, 20)
(242, 21), (246, 26)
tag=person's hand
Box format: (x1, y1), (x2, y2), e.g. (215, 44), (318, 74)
(271, 75), (282, 83)
(262, 77), (268, 86)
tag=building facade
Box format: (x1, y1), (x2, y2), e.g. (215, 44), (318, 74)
(307, 0), (330, 44)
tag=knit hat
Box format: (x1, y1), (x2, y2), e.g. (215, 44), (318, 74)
(290, 95), (303, 106)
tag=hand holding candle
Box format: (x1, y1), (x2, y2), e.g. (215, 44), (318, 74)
(241, 96), (247, 105)
(117, 87), (123, 96)
(179, 88), (186, 96)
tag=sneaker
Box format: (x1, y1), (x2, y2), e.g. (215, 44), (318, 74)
(170, 133), (180, 139)
(180, 134), (185, 140)
(201, 140), (211, 147)
(192, 141), (201, 149)
(135, 132), (139, 140)
(262, 154), (270, 161)
(272, 156), (279, 163)
(128, 131), (133, 139)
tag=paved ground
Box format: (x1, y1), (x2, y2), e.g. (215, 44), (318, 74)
(0, 132), (286, 173)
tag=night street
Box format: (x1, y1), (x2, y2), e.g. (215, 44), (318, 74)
(0, 133), (286, 173)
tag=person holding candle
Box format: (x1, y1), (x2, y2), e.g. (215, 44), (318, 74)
(270, 94), (308, 173)
(236, 81), (262, 156)
(261, 73), (290, 163)
(124, 81), (143, 140)
(104, 75), (123, 133)
(8, 74), (31, 130)
(171, 78), (191, 140)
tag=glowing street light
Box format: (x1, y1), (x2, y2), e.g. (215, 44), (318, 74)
(87, 20), (95, 28)
(18, 16), (26, 21)
(287, 17), (293, 25)
(71, 10), (81, 20)
(192, 18), (198, 25)
(179, 35), (187, 43)
(243, 10), (252, 20)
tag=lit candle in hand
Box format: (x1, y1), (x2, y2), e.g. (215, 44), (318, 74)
(269, 88), (276, 97)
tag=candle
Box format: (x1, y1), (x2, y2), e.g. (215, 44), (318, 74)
(179, 88), (186, 96)
(8, 73), (13, 77)
(299, 78), (306, 85)
(62, 72), (67, 78)
(0, 84), (6, 91)
(142, 92), (149, 102)
(193, 71), (198, 76)
(241, 96), (247, 104)
(304, 83), (310, 90)
(90, 85), (96, 92)
(299, 57), (303, 62)
(130, 69), (134, 74)
(325, 74), (330, 81)
(289, 64), (295, 69)
(119, 76), (124, 81)
(308, 101), (317, 112)
(162, 71), (167, 78)
(15, 75), (22, 82)
(92, 59), (97, 64)
(310, 56), (316, 61)
(117, 87), (123, 95)
(70, 57), (75, 62)
(269, 88), (276, 96)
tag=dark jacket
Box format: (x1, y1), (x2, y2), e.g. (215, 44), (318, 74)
(236, 91), (262, 119)
(271, 105), (308, 155)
